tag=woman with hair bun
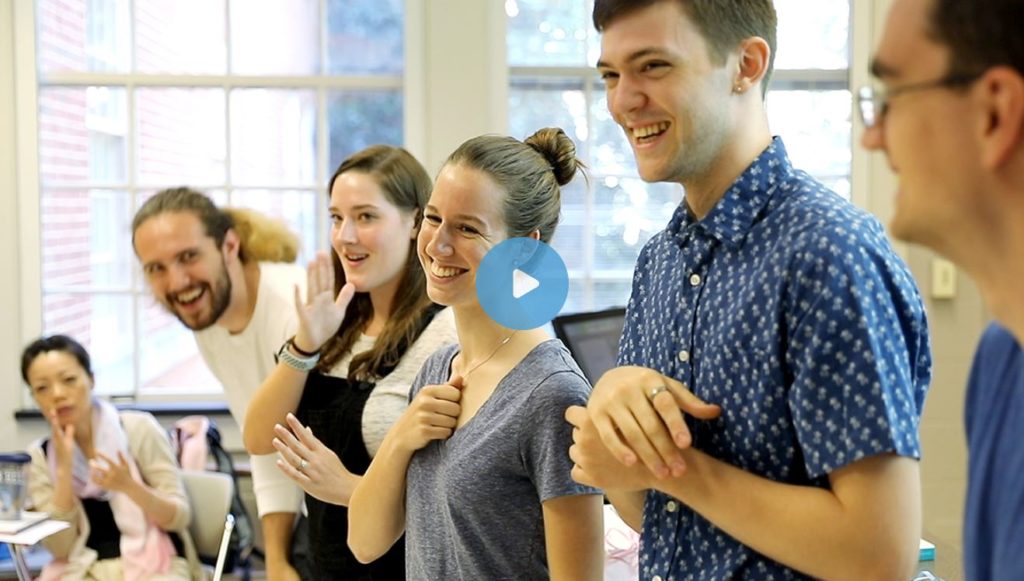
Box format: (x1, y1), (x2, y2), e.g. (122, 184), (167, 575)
(349, 128), (604, 580)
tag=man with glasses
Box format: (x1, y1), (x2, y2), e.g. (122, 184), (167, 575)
(565, 0), (932, 579)
(861, 1), (1024, 578)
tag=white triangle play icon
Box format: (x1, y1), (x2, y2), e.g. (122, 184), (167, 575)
(512, 269), (540, 299)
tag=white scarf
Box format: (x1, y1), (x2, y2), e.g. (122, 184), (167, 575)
(41, 398), (176, 581)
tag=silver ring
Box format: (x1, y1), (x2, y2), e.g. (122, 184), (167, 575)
(648, 385), (669, 401)
(297, 458), (308, 471)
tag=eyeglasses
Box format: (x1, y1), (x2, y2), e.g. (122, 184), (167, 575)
(856, 73), (982, 128)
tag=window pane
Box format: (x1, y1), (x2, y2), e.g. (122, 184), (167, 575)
(230, 190), (321, 265)
(326, 0), (403, 75)
(589, 92), (635, 177)
(509, 78), (588, 152)
(506, 0), (597, 67)
(564, 279), (588, 317)
(136, 88), (227, 185)
(43, 292), (134, 398)
(39, 87), (128, 185)
(38, 0), (131, 73)
(594, 178), (680, 272)
(767, 90), (852, 194)
(135, 0), (227, 74)
(774, 0), (850, 69)
(327, 90), (403, 172)
(230, 0), (319, 75)
(41, 189), (133, 290)
(138, 301), (220, 393)
(563, 278), (632, 316)
(550, 178), (587, 273)
(230, 89), (317, 186)
(590, 279), (632, 310)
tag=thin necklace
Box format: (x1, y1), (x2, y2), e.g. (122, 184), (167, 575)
(458, 330), (517, 379)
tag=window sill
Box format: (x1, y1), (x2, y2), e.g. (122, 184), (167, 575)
(14, 401), (232, 420)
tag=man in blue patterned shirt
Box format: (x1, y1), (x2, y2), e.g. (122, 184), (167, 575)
(565, 1), (932, 579)
(862, 1), (1024, 579)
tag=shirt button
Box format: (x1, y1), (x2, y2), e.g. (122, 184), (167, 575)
(689, 273), (702, 286)
(653, 576), (663, 581)
(678, 350), (690, 362)
(666, 501), (678, 513)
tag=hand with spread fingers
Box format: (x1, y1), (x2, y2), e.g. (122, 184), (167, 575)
(273, 413), (358, 506)
(89, 451), (136, 493)
(585, 366), (721, 479)
(292, 251), (357, 355)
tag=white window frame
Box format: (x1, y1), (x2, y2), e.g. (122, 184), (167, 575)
(11, 0), (425, 406)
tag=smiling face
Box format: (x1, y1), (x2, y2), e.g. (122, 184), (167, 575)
(417, 164), (507, 308)
(26, 350), (94, 429)
(133, 211), (236, 331)
(329, 170), (418, 296)
(597, 0), (734, 185)
(861, 0), (979, 249)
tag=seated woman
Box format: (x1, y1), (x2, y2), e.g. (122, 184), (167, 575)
(22, 335), (201, 580)
(243, 145), (457, 578)
(348, 128), (605, 580)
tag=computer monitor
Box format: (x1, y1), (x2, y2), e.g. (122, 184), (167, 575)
(552, 307), (626, 385)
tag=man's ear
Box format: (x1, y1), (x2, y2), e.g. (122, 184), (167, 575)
(977, 66), (1024, 170)
(733, 36), (771, 94)
(222, 228), (241, 261)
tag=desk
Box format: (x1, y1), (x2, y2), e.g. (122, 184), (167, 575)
(0, 520), (69, 581)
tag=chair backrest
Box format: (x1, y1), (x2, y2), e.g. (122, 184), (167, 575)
(181, 470), (235, 581)
(170, 418), (255, 569)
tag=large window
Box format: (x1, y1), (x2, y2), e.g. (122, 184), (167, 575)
(507, 0), (852, 314)
(34, 0), (405, 399)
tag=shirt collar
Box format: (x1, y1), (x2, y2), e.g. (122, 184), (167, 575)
(668, 137), (793, 248)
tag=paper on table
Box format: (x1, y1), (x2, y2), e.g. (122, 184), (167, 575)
(0, 512), (48, 535)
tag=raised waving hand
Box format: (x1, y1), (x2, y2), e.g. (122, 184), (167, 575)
(292, 250), (356, 353)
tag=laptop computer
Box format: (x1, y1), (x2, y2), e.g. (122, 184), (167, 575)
(552, 307), (626, 385)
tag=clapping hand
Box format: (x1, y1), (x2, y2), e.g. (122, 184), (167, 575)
(586, 366), (720, 479)
(566, 405), (657, 491)
(292, 251), (356, 354)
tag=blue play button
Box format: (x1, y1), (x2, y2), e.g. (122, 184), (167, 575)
(476, 238), (568, 330)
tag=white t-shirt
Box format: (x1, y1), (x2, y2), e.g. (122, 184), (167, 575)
(326, 307), (458, 457)
(194, 261), (305, 516)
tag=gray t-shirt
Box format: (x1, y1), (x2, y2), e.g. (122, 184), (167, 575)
(405, 340), (602, 580)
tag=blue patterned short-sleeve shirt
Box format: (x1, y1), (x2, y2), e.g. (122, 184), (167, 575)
(619, 138), (932, 580)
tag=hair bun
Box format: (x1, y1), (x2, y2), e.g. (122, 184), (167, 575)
(525, 127), (583, 187)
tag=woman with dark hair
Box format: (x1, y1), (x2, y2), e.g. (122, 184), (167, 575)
(244, 145), (457, 579)
(348, 128), (605, 580)
(22, 335), (202, 580)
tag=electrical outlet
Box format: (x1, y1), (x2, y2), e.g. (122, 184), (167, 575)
(931, 258), (957, 299)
